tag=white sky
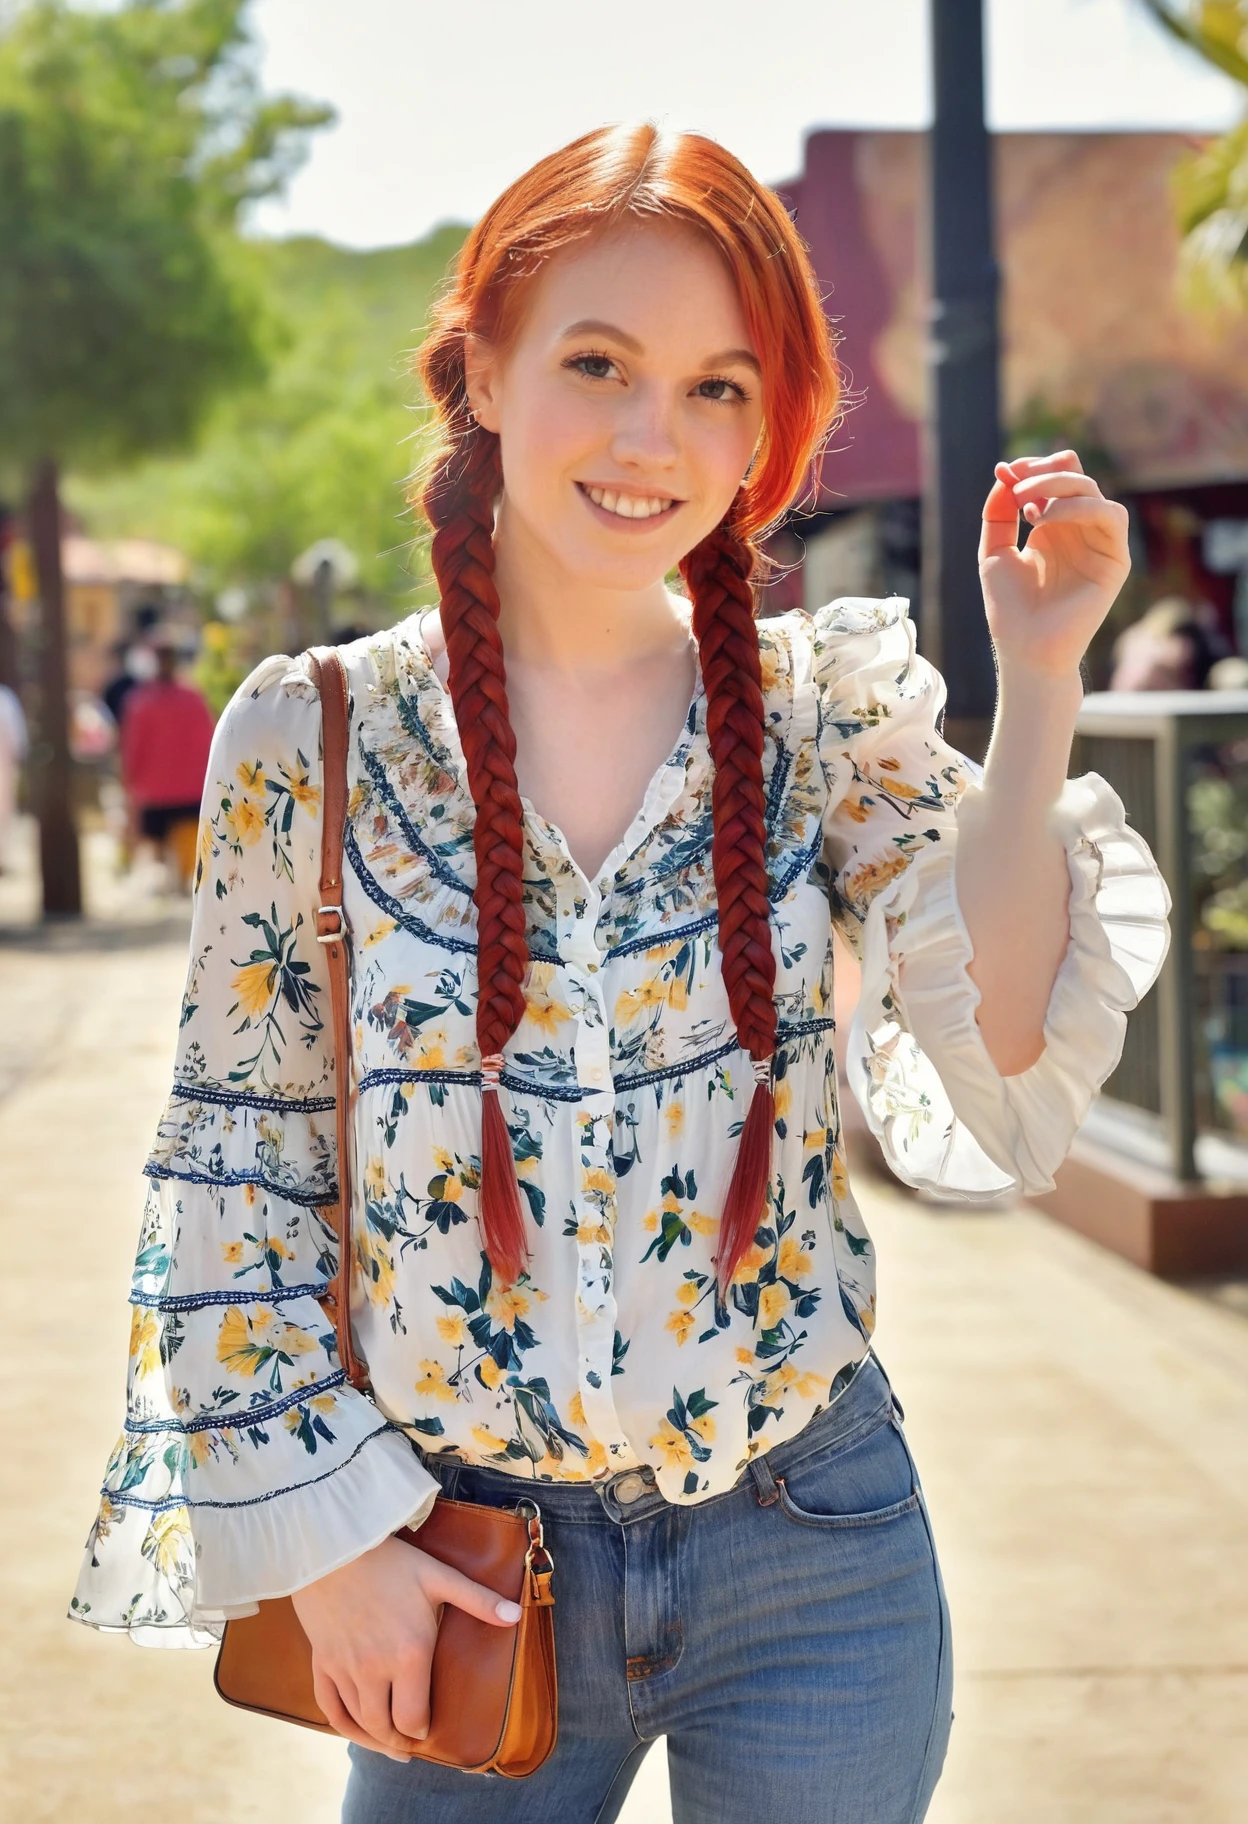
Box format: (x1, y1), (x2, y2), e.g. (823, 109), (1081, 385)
(248, 0), (1245, 249)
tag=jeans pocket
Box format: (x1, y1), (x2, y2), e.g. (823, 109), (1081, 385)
(776, 1412), (922, 1530)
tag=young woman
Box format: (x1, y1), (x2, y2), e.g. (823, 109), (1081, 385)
(72, 126), (1168, 1822)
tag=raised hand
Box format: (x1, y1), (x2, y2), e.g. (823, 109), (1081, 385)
(979, 450), (1130, 682)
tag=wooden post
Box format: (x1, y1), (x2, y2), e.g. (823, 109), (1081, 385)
(26, 458), (82, 917)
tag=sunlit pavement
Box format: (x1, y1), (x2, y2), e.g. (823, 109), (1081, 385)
(2, 853), (1246, 1820)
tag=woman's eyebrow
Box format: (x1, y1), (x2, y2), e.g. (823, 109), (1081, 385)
(559, 319), (762, 377)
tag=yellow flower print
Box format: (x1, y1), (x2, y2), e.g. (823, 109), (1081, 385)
(844, 851), (912, 906)
(689, 1211), (717, 1236)
(226, 794), (265, 845)
(759, 645), (782, 696)
(431, 1146), (455, 1174)
(186, 1429), (213, 1467)
(216, 1306), (269, 1376)
(364, 918), (397, 948)
(777, 1236), (812, 1280)
(243, 1182), (257, 1207)
(128, 1307), (160, 1379)
(414, 1360), (456, 1403)
(440, 1173), (463, 1203)
(649, 1417), (694, 1471)
(841, 796), (871, 825)
(236, 760), (264, 789)
(831, 1149), (850, 1200)
(731, 1242), (768, 1285)
(581, 1165), (614, 1197)
(141, 1506), (191, 1578)
(667, 975), (688, 1012)
(689, 1413), (716, 1444)
(676, 1280), (700, 1307)
(759, 1283), (788, 1328)
(278, 1324), (317, 1357)
(220, 1240), (244, 1267)
(586, 1439), (608, 1476)
(417, 1040), (447, 1070)
(567, 1391), (587, 1427)
(478, 1358), (505, 1390)
(287, 770), (320, 812)
(364, 1156), (387, 1201)
(230, 958), (277, 1021)
(736, 1347), (755, 1366)
(575, 1221), (610, 1245)
(436, 1314), (467, 1347)
(472, 1424), (511, 1454)
(642, 1211), (659, 1233)
(665, 1101), (685, 1140)
(666, 1308), (696, 1346)
(774, 1077), (792, 1122)
(523, 963), (573, 1036)
(354, 1229), (395, 1307)
(616, 976), (668, 1022)
(485, 1285), (530, 1331)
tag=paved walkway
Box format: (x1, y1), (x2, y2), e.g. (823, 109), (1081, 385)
(2, 922), (1246, 1821)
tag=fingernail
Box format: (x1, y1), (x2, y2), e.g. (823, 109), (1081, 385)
(496, 1599), (522, 1623)
(414, 1725), (429, 1741)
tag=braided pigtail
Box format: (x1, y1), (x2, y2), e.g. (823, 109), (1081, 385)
(423, 418), (530, 1285)
(681, 516), (778, 1293)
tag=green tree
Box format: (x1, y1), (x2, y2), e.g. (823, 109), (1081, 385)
(1142, 3), (1248, 298)
(0, 0), (331, 914)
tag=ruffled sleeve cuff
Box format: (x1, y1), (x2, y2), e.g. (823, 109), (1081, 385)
(846, 771), (1171, 1198)
(70, 1420), (439, 1649)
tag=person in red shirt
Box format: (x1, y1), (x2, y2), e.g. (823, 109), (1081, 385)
(120, 628), (216, 890)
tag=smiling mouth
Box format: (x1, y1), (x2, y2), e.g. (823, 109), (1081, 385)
(577, 482), (681, 522)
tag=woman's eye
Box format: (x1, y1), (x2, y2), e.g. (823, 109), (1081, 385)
(568, 352), (618, 381)
(695, 376), (748, 404)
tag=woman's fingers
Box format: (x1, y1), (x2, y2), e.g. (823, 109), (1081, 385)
(314, 1666), (414, 1763)
(1004, 448), (1084, 477)
(981, 464), (1023, 559)
(1011, 470), (1101, 504)
(1020, 494), (1129, 540)
(423, 1559), (524, 1629)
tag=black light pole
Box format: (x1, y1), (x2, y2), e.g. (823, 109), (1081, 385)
(923, 0), (1002, 758)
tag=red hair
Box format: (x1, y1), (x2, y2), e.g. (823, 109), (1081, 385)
(415, 124), (839, 1290)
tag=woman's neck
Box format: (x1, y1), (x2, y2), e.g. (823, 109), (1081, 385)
(491, 496), (688, 678)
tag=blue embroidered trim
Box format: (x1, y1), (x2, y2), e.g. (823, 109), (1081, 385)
(128, 1282), (328, 1314)
(605, 833), (821, 961)
(358, 1018), (834, 1103)
(101, 1423), (400, 1513)
(358, 1066), (598, 1104)
(346, 821), (478, 956)
(143, 1162), (336, 1208)
(359, 743), (471, 898)
(167, 1083), (336, 1115)
(123, 1372), (345, 1436)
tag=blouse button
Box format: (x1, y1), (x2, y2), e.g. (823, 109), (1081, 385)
(586, 1065), (605, 1084)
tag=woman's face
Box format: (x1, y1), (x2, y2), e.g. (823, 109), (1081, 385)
(465, 221), (764, 592)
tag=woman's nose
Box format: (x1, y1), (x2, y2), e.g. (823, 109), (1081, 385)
(609, 386), (680, 469)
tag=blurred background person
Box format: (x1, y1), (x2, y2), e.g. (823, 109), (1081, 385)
(1107, 594), (1224, 690)
(119, 626), (214, 891)
(0, 677), (26, 873)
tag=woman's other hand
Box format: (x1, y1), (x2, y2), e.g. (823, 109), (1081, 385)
(290, 1534), (522, 1761)
(979, 450), (1130, 684)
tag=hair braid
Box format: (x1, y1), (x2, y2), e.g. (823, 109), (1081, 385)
(681, 516), (778, 1290)
(423, 421), (530, 1284)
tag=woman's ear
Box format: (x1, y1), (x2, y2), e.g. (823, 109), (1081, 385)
(464, 333), (503, 433)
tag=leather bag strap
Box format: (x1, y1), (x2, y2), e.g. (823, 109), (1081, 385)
(306, 646), (369, 1391)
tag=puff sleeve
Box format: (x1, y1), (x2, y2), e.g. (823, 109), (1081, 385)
(69, 655), (438, 1648)
(814, 598), (1170, 1199)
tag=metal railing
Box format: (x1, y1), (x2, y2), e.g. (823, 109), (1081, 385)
(1073, 690), (1248, 1185)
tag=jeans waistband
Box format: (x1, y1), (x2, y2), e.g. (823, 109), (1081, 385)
(417, 1350), (896, 1527)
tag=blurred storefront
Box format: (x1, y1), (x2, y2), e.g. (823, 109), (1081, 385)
(6, 532), (192, 695)
(773, 128), (1248, 676)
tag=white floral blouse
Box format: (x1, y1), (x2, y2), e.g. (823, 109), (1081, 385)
(70, 598), (1169, 1646)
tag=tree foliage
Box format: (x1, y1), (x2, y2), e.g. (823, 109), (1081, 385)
(68, 226), (468, 600)
(1142, 2), (1248, 299)
(0, 0), (332, 478)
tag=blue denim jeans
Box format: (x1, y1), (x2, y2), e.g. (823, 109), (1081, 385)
(341, 1354), (952, 1824)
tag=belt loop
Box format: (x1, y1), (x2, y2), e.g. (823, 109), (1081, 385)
(748, 1451), (781, 1507)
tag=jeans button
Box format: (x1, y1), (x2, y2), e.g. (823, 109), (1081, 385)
(614, 1472), (646, 1504)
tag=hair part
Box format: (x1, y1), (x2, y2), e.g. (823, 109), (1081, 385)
(414, 124), (840, 1291)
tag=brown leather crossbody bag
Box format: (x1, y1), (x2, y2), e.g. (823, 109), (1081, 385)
(213, 647), (558, 1777)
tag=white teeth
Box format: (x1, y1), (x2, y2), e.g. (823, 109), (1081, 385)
(583, 485), (675, 520)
